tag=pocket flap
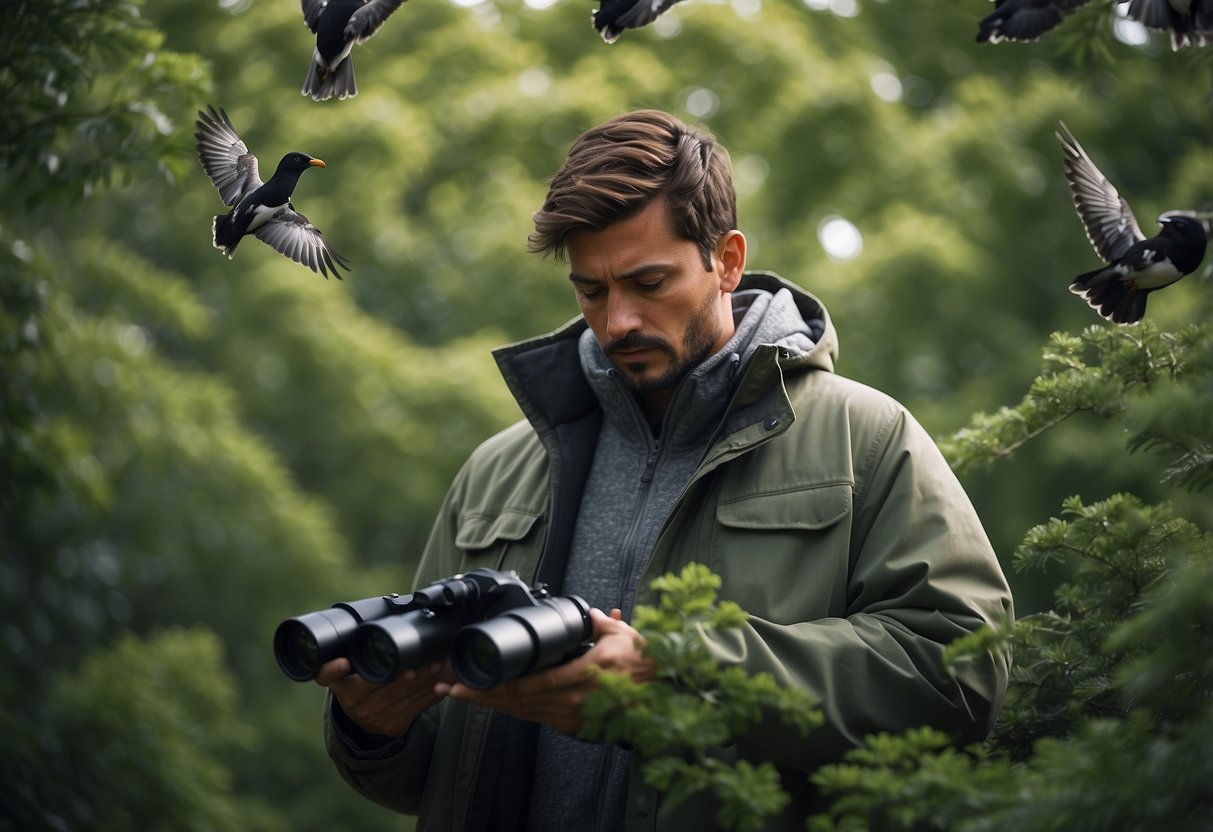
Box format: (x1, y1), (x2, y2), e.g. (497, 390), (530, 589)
(455, 511), (542, 550)
(716, 483), (851, 531)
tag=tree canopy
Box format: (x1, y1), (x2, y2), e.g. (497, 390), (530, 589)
(2, 0), (1209, 828)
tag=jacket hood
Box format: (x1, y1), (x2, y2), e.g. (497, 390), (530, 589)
(735, 270), (838, 373)
(492, 271), (839, 435)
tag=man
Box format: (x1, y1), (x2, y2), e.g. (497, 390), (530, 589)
(317, 109), (1014, 831)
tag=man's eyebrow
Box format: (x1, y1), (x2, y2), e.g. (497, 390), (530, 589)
(567, 263), (672, 284)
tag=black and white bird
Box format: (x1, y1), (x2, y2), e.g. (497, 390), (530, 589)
(1057, 122), (1207, 325)
(1125, 0), (1211, 50)
(301, 0), (407, 101)
(195, 106), (350, 279)
(976, 0), (1090, 43)
(593, 0), (686, 43)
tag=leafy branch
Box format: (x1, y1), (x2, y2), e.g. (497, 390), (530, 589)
(579, 563), (823, 832)
(809, 494), (1213, 832)
(941, 323), (1207, 480)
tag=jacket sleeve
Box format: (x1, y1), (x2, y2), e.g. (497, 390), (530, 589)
(322, 460), (474, 814)
(323, 693), (441, 814)
(703, 402), (1014, 772)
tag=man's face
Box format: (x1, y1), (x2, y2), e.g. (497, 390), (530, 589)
(567, 198), (745, 401)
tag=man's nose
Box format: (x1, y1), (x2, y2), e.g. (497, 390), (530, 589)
(605, 291), (642, 340)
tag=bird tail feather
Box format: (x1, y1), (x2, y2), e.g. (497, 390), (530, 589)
(330, 57), (356, 100)
(1070, 266), (1144, 325)
(302, 60), (325, 101)
(302, 57), (357, 101)
(212, 214), (238, 259)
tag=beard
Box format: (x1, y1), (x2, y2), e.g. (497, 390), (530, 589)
(606, 290), (722, 394)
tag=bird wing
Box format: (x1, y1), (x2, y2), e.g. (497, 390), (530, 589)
(253, 205), (352, 280)
(196, 106), (262, 208)
(976, 0), (1091, 44)
(301, 0), (330, 33)
(612, 0), (683, 29)
(346, 0), (408, 42)
(594, 0), (682, 42)
(1056, 121), (1145, 263)
(1124, 0), (1171, 31)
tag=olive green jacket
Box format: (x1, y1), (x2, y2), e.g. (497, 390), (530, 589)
(325, 272), (1014, 831)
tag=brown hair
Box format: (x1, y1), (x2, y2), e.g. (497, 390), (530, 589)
(528, 109), (736, 269)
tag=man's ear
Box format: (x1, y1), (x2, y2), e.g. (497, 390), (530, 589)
(716, 230), (746, 292)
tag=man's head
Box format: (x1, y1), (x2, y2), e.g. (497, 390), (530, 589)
(531, 110), (745, 419)
(528, 109), (737, 269)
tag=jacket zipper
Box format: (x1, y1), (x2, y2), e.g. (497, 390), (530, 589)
(624, 408), (788, 613)
(616, 436), (660, 617)
(590, 743), (616, 832)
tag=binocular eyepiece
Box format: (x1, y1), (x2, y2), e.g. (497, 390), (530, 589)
(273, 568), (591, 689)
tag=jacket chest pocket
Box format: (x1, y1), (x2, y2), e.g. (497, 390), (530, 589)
(708, 483), (853, 624)
(454, 509), (545, 578)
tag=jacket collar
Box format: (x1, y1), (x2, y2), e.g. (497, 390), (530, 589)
(491, 271), (839, 439)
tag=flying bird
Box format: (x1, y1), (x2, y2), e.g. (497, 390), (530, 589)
(593, 0), (686, 43)
(195, 105), (350, 279)
(1125, 0), (1211, 50)
(1057, 121), (1207, 325)
(976, 0), (1091, 43)
(301, 0), (407, 101)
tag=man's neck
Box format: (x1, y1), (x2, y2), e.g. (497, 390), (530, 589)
(638, 388), (674, 428)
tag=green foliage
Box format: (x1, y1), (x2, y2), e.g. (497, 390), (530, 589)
(809, 495), (1213, 832)
(1124, 335), (1213, 491)
(3, 0), (1210, 828)
(990, 494), (1206, 753)
(0, 0), (209, 205)
(0, 628), (275, 832)
(808, 728), (1019, 832)
(580, 564), (823, 831)
(942, 323), (1207, 476)
(1051, 2), (1120, 66)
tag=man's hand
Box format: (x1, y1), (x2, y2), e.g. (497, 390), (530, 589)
(434, 607), (657, 736)
(315, 656), (456, 739)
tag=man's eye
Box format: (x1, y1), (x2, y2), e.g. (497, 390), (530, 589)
(576, 287), (603, 301)
(636, 280), (663, 292)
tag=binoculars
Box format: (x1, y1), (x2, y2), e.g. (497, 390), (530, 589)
(273, 567), (592, 689)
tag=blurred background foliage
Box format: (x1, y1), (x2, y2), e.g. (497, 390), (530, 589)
(1, 0), (1210, 828)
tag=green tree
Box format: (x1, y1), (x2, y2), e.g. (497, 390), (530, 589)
(4, 0), (1210, 828)
(807, 496), (1212, 832)
(804, 320), (1213, 830)
(0, 0), (207, 205)
(3, 628), (270, 832)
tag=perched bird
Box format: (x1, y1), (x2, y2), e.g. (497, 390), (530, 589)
(593, 0), (686, 43)
(195, 106), (350, 279)
(976, 0), (1090, 43)
(1125, 0), (1211, 50)
(1057, 121), (1207, 325)
(301, 0), (407, 101)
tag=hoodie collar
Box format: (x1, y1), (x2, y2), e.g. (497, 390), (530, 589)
(492, 272), (839, 439)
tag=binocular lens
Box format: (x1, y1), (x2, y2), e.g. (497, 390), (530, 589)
(353, 627), (399, 684)
(274, 621), (321, 681)
(452, 596), (590, 689)
(457, 630), (504, 687)
(349, 609), (462, 684)
(273, 606), (363, 681)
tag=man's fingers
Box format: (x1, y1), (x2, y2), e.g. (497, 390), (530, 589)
(313, 657), (353, 687)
